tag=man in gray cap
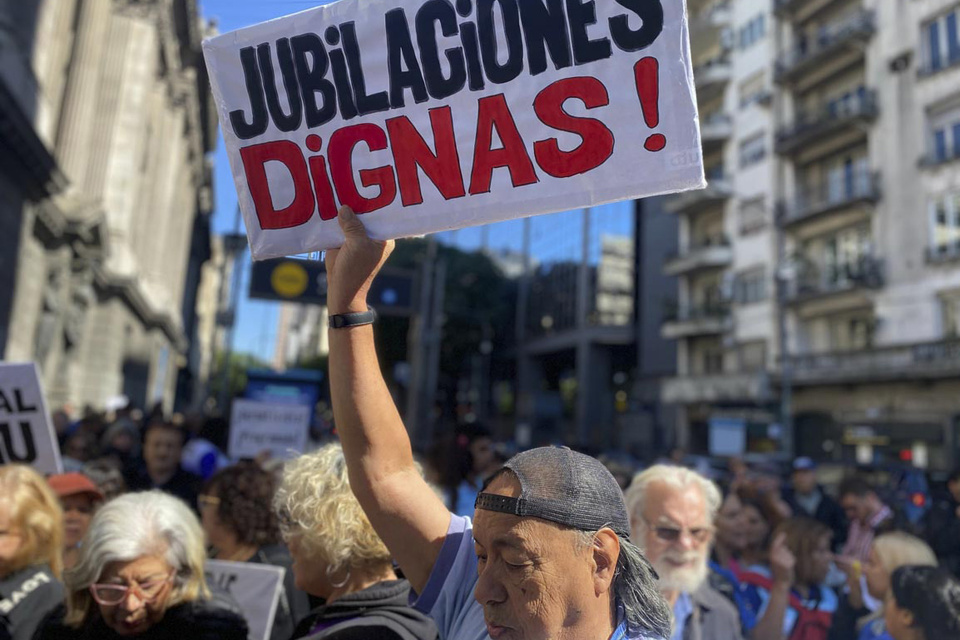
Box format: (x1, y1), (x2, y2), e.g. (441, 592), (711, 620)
(323, 206), (671, 640)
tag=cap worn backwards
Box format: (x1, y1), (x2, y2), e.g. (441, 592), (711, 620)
(474, 446), (631, 539)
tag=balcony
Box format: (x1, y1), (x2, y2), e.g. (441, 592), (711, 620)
(662, 303), (732, 339)
(789, 339), (960, 386)
(781, 170), (881, 228)
(701, 113), (733, 154)
(774, 0), (836, 21)
(775, 10), (875, 86)
(694, 57), (733, 103)
(662, 372), (772, 404)
(690, 1), (732, 59)
(664, 238), (733, 276)
(787, 255), (885, 305)
(920, 146), (960, 169)
(665, 177), (733, 215)
(776, 90), (877, 156)
(926, 240), (960, 265)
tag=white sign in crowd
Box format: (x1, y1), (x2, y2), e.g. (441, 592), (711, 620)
(228, 399), (312, 460)
(206, 560), (286, 640)
(0, 362), (63, 475)
(204, 0), (703, 258)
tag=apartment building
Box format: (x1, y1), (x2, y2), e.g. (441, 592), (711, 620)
(665, 0), (960, 469)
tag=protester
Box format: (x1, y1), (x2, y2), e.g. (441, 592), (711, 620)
(624, 465), (743, 639)
(709, 491), (757, 635)
(740, 518), (836, 640)
(199, 462), (310, 640)
(923, 467), (960, 577)
(80, 461), (126, 502)
(45, 474), (103, 571)
(884, 566), (960, 640)
(852, 533), (937, 640)
(737, 495), (782, 571)
(125, 421), (201, 508)
(34, 491), (247, 639)
(273, 443), (438, 639)
(782, 458), (847, 551)
(0, 465), (64, 640)
(322, 206), (671, 640)
(433, 423), (503, 518)
(838, 476), (899, 565)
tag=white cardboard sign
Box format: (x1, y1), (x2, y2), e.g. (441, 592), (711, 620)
(206, 560), (285, 640)
(0, 362), (63, 474)
(228, 399), (311, 460)
(203, 0), (704, 259)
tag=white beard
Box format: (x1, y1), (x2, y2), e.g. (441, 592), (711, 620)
(652, 551), (709, 594)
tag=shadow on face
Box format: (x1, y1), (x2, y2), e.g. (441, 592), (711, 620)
(94, 555), (175, 637)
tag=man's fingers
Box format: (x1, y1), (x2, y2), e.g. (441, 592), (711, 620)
(337, 205), (366, 238)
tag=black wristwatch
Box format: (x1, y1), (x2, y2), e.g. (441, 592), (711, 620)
(329, 306), (377, 329)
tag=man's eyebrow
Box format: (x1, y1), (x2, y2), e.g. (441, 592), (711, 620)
(490, 535), (531, 552)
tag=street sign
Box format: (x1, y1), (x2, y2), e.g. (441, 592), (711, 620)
(249, 258), (414, 315)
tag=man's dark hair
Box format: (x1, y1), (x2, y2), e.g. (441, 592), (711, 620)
(890, 565), (960, 639)
(947, 468), (960, 486)
(143, 420), (187, 446)
(838, 475), (873, 499)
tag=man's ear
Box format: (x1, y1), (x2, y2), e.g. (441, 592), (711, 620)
(591, 528), (620, 597)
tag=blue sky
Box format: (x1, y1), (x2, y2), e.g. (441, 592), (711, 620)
(200, 0), (338, 363)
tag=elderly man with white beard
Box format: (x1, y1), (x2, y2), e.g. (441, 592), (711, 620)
(626, 465), (744, 640)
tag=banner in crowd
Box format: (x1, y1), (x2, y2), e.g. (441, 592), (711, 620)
(0, 362), (63, 474)
(204, 0), (704, 259)
(206, 560), (285, 640)
(228, 399), (311, 459)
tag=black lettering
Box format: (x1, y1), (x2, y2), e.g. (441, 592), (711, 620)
(329, 46), (359, 120)
(13, 390), (36, 412)
(0, 422), (38, 464)
(565, 0), (612, 64)
(385, 9), (429, 108)
(477, 0), (525, 84)
(518, 0), (572, 75)
(340, 22), (391, 115)
(0, 390), (11, 413)
(610, 0), (663, 52)
(459, 20), (485, 91)
(291, 34), (338, 128)
(257, 40), (303, 132)
(229, 46), (269, 140)
(416, 0), (468, 99)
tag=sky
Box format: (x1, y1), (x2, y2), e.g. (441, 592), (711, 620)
(200, 0), (339, 364)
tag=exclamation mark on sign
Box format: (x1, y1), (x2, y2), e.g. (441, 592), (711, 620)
(634, 57), (666, 152)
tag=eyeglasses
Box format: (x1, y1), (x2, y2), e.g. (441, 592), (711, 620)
(196, 495), (220, 510)
(645, 519), (714, 544)
(89, 573), (174, 606)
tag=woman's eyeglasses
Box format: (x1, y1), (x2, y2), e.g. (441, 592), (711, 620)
(196, 495), (221, 510)
(89, 573), (174, 606)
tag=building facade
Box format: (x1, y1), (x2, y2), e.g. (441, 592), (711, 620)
(0, 0), (216, 414)
(666, 0), (960, 470)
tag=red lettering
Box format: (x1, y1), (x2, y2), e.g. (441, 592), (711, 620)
(533, 77), (615, 179)
(239, 140), (315, 230)
(387, 107), (466, 207)
(469, 94), (539, 195)
(328, 123), (398, 215)
(305, 135), (338, 221)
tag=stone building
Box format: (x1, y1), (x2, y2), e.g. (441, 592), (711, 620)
(665, 0), (960, 470)
(0, 0), (216, 414)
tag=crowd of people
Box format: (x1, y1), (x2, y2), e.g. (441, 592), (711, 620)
(3, 206), (960, 640)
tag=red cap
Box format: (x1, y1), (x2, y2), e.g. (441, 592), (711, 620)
(47, 473), (104, 501)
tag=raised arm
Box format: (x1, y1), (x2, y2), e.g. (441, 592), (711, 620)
(324, 206), (453, 593)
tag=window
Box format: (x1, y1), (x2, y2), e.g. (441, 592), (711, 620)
(923, 7), (960, 73)
(736, 268), (767, 305)
(930, 190), (960, 251)
(929, 103), (960, 163)
(739, 13), (766, 50)
(739, 197), (767, 235)
(739, 133), (766, 168)
(830, 315), (874, 351)
(703, 347), (725, 374)
(943, 292), (960, 337)
(738, 341), (766, 372)
(823, 225), (872, 287)
(739, 72), (767, 108)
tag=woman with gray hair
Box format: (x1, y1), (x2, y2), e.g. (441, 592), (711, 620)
(33, 491), (248, 640)
(275, 443), (438, 639)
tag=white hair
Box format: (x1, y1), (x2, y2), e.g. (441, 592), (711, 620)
(624, 464), (722, 546)
(64, 491), (209, 626)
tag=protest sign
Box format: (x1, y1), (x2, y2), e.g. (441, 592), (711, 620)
(0, 363), (63, 474)
(205, 560), (285, 640)
(204, 0), (704, 259)
(228, 399), (311, 459)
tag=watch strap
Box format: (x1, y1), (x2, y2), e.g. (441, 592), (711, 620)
(328, 306), (377, 329)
